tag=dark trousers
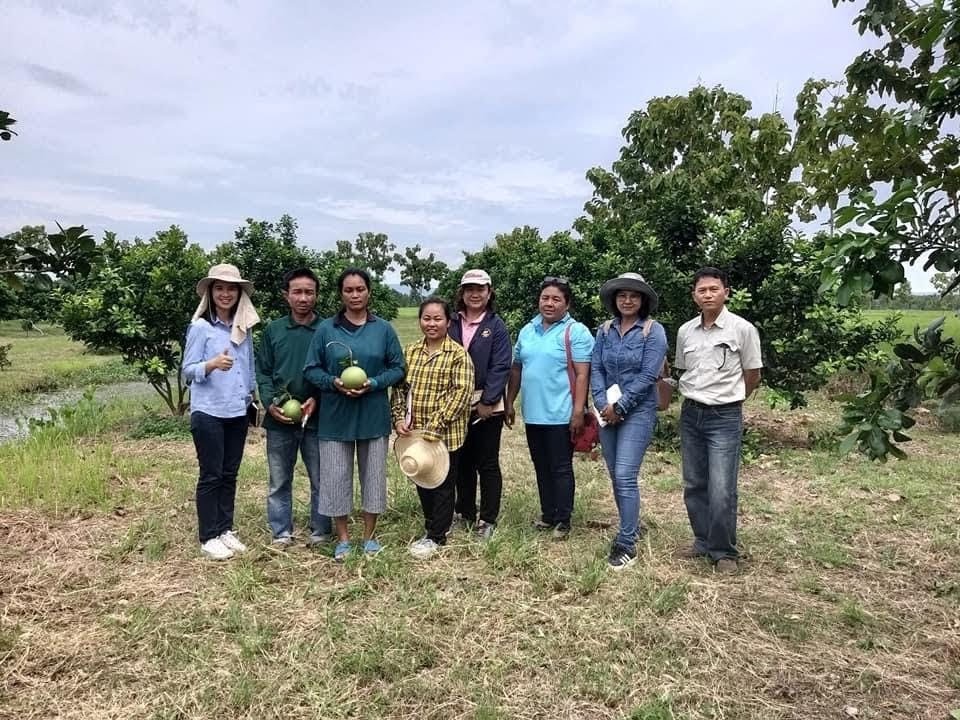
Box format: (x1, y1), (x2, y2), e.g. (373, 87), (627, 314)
(190, 411), (248, 543)
(524, 424), (575, 527)
(417, 449), (460, 544)
(455, 415), (504, 525)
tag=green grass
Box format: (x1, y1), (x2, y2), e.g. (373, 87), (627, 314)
(2, 317), (959, 719)
(863, 308), (960, 340)
(393, 305), (421, 346)
(0, 321), (138, 404)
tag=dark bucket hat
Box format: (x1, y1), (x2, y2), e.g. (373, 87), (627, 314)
(599, 272), (658, 316)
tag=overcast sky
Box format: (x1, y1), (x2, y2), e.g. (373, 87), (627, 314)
(0, 1), (935, 290)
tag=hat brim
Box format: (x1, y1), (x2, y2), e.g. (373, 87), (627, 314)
(196, 276), (254, 297)
(599, 278), (658, 317)
(393, 431), (450, 489)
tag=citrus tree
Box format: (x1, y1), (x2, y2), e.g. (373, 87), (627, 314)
(60, 227), (209, 415)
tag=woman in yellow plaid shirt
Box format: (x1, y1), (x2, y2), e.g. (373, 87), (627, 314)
(391, 297), (475, 559)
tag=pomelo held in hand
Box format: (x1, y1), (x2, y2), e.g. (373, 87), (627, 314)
(280, 398), (302, 421)
(340, 365), (368, 389)
(326, 340), (368, 390)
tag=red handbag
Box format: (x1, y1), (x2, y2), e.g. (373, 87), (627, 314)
(564, 325), (600, 453)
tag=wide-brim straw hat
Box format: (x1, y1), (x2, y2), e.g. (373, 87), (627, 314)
(393, 431), (449, 489)
(196, 263), (254, 297)
(599, 272), (658, 316)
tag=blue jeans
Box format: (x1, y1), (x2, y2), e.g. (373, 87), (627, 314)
(599, 404), (656, 550)
(680, 400), (742, 561)
(190, 411), (248, 543)
(266, 427), (331, 538)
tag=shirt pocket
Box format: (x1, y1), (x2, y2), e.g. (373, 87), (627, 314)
(682, 347), (700, 371)
(711, 337), (740, 371)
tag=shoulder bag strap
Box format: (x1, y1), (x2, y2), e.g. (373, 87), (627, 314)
(563, 324), (576, 397)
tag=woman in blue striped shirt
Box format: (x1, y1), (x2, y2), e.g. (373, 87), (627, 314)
(182, 264), (260, 560)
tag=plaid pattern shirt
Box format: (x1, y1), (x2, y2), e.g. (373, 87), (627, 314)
(391, 335), (475, 451)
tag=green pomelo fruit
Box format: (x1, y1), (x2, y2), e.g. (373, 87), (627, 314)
(341, 365), (368, 390)
(281, 398), (302, 421)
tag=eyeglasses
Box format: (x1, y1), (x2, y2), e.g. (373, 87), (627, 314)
(542, 276), (570, 287)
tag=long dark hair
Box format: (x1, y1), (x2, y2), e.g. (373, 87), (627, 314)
(205, 282), (241, 323)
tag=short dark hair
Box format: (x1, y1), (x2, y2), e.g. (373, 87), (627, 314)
(418, 296), (452, 320)
(539, 276), (572, 305)
(282, 267), (319, 292)
(692, 267), (729, 289)
(337, 267), (371, 293)
(454, 285), (497, 313)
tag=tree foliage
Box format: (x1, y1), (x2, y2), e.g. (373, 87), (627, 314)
(335, 232), (398, 280)
(60, 227), (209, 415)
(1, 223), (100, 292)
(0, 110), (16, 142)
(795, 0), (960, 459)
(397, 244), (448, 303)
(796, 0), (960, 302)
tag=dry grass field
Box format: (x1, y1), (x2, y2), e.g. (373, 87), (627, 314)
(1, 385), (958, 719)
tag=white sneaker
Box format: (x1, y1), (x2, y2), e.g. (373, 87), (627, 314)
(219, 530), (247, 553)
(200, 537), (234, 560)
(409, 537), (440, 560)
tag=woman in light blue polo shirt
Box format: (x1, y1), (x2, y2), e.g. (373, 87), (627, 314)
(505, 277), (594, 538)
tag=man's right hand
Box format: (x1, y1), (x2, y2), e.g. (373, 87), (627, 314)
(504, 405), (516, 429)
(268, 404), (295, 424)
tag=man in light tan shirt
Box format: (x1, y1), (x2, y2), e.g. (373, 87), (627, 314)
(674, 267), (762, 573)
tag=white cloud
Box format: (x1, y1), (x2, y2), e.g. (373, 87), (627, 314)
(4, 0), (919, 282)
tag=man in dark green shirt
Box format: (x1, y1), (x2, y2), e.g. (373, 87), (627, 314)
(256, 268), (331, 546)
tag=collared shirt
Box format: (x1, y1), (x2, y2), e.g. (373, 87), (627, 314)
(182, 317), (255, 418)
(513, 313), (594, 425)
(675, 307), (762, 405)
(590, 316), (668, 416)
(458, 311), (486, 350)
(391, 336), (474, 450)
(256, 313), (321, 430)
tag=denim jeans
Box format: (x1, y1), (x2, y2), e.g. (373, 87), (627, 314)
(190, 411), (248, 543)
(599, 404), (656, 550)
(524, 424), (575, 527)
(266, 426), (331, 539)
(680, 400), (742, 561)
(455, 415), (504, 525)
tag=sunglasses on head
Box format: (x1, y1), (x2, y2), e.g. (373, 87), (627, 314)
(542, 276), (570, 287)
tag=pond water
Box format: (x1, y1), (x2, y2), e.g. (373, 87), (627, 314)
(0, 382), (156, 444)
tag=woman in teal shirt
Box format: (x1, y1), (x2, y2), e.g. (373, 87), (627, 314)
(303, 268), (405, 562)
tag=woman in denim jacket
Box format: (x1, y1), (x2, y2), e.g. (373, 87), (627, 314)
(590, 272), (667, 571)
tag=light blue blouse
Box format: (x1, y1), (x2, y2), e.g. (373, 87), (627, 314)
(182, 317), (255, 418)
